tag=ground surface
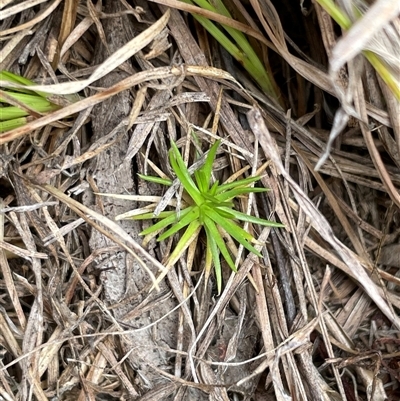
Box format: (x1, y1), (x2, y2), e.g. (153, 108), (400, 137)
(0, 1), (399, 400)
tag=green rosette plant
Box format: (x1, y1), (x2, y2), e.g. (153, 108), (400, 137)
(103, 140), (283, 293)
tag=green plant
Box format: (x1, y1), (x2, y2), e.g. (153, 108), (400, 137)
(104, 139), (283, 293)
(180, 0), (281, 103)
(0, 71), (78, 133)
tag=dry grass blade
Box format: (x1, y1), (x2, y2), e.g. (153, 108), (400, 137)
(331, 0), (400, 74)
(0, 66), (183, 144)
(248, 107), (400, 330)
(35, 182), (165, 288)
(0, 0), (49, 20)
(2, 9), (171, 95)
(0, 0), (62, 36)
(150, 0), (275, 48)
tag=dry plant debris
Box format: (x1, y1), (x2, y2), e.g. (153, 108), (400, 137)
(0, 0), (399, 400)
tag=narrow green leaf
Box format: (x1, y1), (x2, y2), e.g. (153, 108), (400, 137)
(202, 192), (233, 207)
(209, 180), (219, 196)
(169, 142), (204, 205)
(1, 70), (36, 87)
(0, 91), (60, 119)
(216, 175), (263, 193)
(206, 206), (262, 257)
(158, 206), (199, 240)
(205, 205), (253, 241)
(167, 219), (202, 267)
(1, 92), (46, 105)
(204, 224), (222, 294)
(203, 215), (237, 272)
(194, 169), (207, 193)
(194, 0), (279, 99)
(0, 103), (58, 120)
(140, 207), (193, 235)
(215, 187), (269, 202)
(0, 117), (27, 132)
(138, 174), (172, 186)
(314, 0), (351, 30)
(180, 1), (279, 99)
(211, 207), (235, 219)
(130, 210), (175, 221)
(201, 140), (220, 187)
(218, 206), (285, 227)
(0, 70), (50, 98)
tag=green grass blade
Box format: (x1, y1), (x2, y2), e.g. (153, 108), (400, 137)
(194, 169), (208, 193)
(207, 206), (262, 256)
(0, 117), (28, 133)
(130, 210), (175, 221)
(169, 141), (204, 205)
(0, 70), (50, 98)
(204, 224), (223, 294)
(203, 215), (236, 272)
(206, 205), (253, 241)
(194, 140), (220, 193)
(217, 206), (285, 227)
(158, 206), (199, 241)
(194, 140), (219, 193)
(140, 208), (193, 236)
(167, 219), (202, 267)
(209, 180), (219, 196)
(210, 206), (235, 219)
(138, 174), (172, 186)
(202, 192), (233, 207)
(1, 70), (36, 87)
(183, 1), (279, 99)
(201, 140), (220, 186)
(216, 175), (263, 193)
(314, 0), (351, 30)
(0, 103), (58, 120)
(0, 92), (47, 105)
(215, 187), (269, 202)
(363, 50), (400, 101)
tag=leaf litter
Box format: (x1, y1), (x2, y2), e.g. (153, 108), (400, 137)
(0, 0), (399, 400)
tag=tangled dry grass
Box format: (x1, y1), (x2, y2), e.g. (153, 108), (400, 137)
(0, 0), (399, 400)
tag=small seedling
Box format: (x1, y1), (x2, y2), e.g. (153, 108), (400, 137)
(108, 140), (283, 293)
